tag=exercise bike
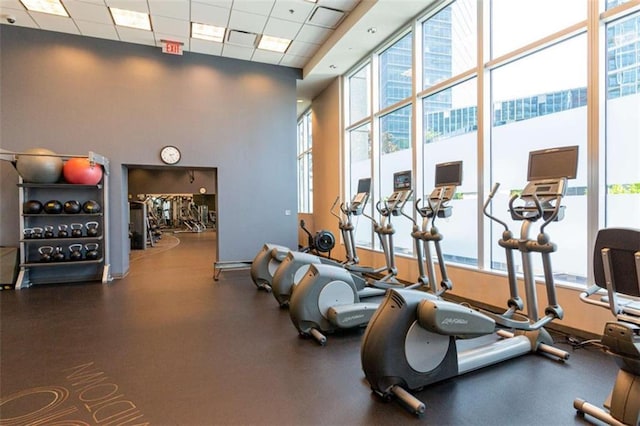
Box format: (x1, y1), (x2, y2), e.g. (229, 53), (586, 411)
(574, 227), (640, 426)
(270, 179), (371, 307)
(288, 170), (415, 345)
(360, 145), (578, 415)
(249, 178), (371, 292)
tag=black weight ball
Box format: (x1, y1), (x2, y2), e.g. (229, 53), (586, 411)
(63, 200), (82, 214)
(82, 200), (101, 214)
(23, 200), (43, 214)
(43, 200), (63, 214)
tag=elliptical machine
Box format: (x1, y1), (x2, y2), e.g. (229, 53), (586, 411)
(574, 227), (640, 426)
(401, 161), (461, 295)
(250, 178), (370, 292)
(288, 170), (415, 345)
(270, 179), (371, 307)
(360, 146), (578, 415)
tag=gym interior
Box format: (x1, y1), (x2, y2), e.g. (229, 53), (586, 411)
(0, 1), (639, 425)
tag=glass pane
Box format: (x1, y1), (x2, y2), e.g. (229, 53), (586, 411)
(349, 64), (371, 124)
(607, 0), (635, 10)
(423, 0), (477, 89)
(605, 12), (640, 227)
(422, 78), (478, 266)
(491, 0), (587, 58)
(379, 32), (413, 110)
(349, 123), (373, 249)
(379, 105), (413, 255)
(490, 35), (588, 283)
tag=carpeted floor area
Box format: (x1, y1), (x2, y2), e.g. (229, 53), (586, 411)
(0, 231), (621, 425)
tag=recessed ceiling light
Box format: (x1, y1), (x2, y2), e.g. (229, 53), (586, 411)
(109, 7), (151, 31)
(192, 22), (226, 42)
(20, 0), (68, 16)
(257, 35), (291, 53)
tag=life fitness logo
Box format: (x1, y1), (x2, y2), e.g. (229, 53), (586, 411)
(0, 362), (148, 426)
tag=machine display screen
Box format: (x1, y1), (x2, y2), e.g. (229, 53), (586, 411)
(357, 177), (371, 194)
(528, 145), (579, 180)
(435, 161), (463, 187)
(393, 170), (412, 191)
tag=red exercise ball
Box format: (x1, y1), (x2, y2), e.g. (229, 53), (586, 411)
(63, 158), (103, 185)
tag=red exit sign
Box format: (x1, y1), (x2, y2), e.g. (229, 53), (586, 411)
(161, 40), (183, 56)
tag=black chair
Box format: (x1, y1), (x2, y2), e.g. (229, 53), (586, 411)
(574, 228), (640, 426)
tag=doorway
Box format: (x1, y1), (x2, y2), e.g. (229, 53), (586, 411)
(125, 166), (218, 258)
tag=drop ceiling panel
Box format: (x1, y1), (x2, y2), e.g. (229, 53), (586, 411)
(228, 9), (268, 34)
(116, 26), (156, 46)
(152, 15), (189, 37)
(251, 49), (283, 65)
(59, 0), (112, 24)
(317, 0), (359, 11)
(221, 43), (253, 60)
(296, 23), (331, 44)
(308, 6), (344, 28)
(0, 0), (26, 9)
(287, 39), (319, 57)
(0, 8), (37, 27)
(263, 16), (302, 39)
(29, 13), (80, 34)
(105, 0), (149, 14)
(231, 0), (275, 16)
(190, 1), (230, 26)
(76, 20), (119, 40)
(269, 0), (315, 24)
(280, 53), (307, 68)
(189, 38), (223, 55)
(148, 0), (189, 20)
(227, 29), (257, 47)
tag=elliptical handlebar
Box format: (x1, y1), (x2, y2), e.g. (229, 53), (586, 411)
(508, 192), (544, 222)
(482, 183), (510, 233)
(400, 199), (417, 226)
(329, 196), (342, 222)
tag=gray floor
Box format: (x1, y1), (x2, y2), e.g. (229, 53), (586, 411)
(0, 231), (618, 425)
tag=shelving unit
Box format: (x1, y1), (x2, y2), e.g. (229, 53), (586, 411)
(11, 152), (111, 289)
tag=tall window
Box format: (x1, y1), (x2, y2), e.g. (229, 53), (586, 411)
(342, 0), (640, 287)
(605, 10), (640, 228)
(297, 111), (313, 214)
(379, 33), (413, 109)
(490, 0), (587, 59)
(379, 105), (413, 254)
(348, 123), (372, 248)
(423, 78), (478, 266)
(423, 0), (476, 89)
(490, 34), (588, 281)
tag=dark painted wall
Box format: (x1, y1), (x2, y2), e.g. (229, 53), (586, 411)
(0, 26), (300, 278)
(127, 168), (217, 197)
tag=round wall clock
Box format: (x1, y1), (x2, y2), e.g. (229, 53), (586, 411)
(160, 145), (181, 165)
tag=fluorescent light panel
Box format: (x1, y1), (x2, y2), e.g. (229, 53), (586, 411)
(192, 22), (226, 42)
(20, 0), (68, 16)
(109, 7), (151, 31)
(258, 35), (291, 53)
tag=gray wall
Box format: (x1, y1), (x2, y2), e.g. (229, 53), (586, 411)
(0, 26), (300, 278)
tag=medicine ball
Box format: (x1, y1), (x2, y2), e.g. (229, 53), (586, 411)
(43, 200), (63, 214)
(82, 200), (101, 214)
(23, 200), (43, 214)
(63, 200), (82, 214)
(63, 158), (103, 185)
(15, 148), (63, 184)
